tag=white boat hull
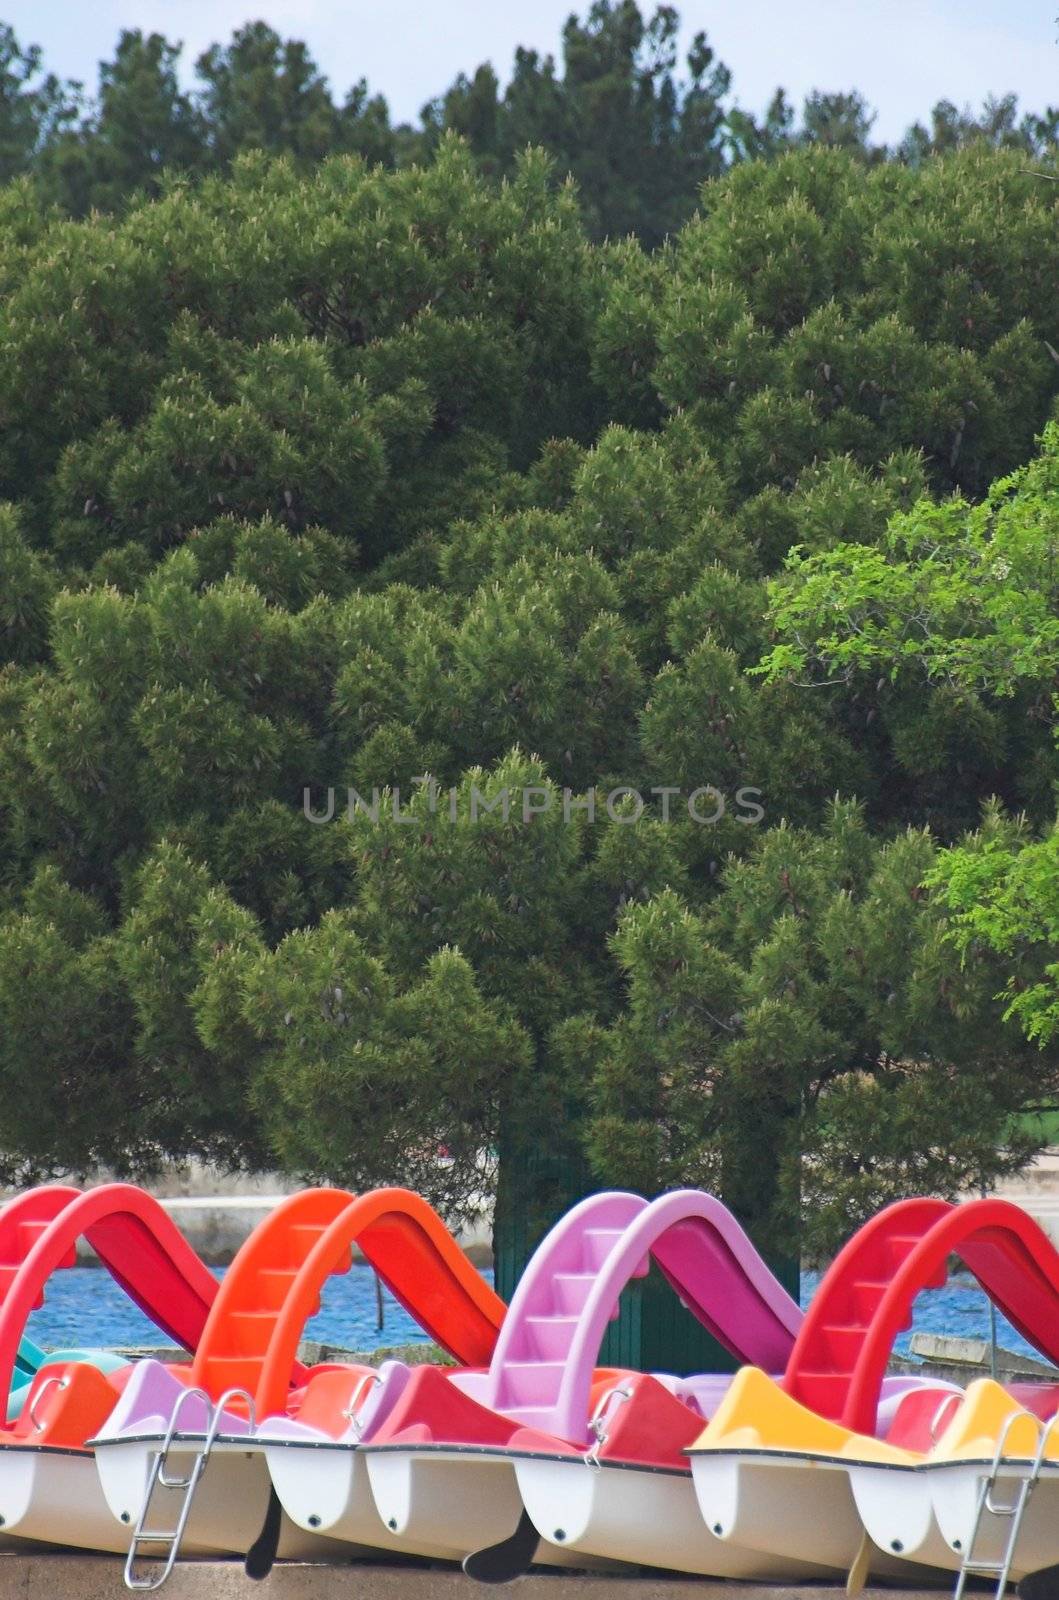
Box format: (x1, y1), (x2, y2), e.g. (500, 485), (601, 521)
(264, 1441), (410, 1555)
(364, 1448), (621, 1569)
(365, 1448), (523, 1563)
(0, 1449), (132, 1553)
(514, 1453), (838, 1579)
(931, 1462), (1059, 1579)
(690, 1452), (942, 1580)
(94, 1438), (341, 1559)
(849, 1462), (954, 1570)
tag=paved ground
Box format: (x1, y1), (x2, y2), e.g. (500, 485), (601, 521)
(0, 1556), (952, 1600)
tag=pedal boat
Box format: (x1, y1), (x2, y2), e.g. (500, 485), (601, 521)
(509, 1369), (840, 1579)
(91, 1356), (363, 1560)
(687, 1366), (963, 1581)
(921, 1379), (1059, 1581)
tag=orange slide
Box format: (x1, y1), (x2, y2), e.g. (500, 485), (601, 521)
(188, 1186), (504, 1418)
(87, 1188), (505, 1567)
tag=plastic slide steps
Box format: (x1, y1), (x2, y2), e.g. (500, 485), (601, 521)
(357, 1188), (813, 1576)
(0, 1186), (82, 1300)
(786, 1196), (1059, 1434)
(94, 1186), (507, 1566)
(0, 1186), (135, 1421)
(688, 1196), (1059, 1582)
(0, 1186), (126, 1420)
(0, 1183), (222, 1553)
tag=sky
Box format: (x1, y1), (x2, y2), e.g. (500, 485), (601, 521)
(8, 0), (1058, 142)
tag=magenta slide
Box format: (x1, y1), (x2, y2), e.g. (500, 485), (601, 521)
(480, 1189), (802, 1444)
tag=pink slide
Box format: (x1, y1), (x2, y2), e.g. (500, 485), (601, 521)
(355, 1189), (806, 1573)
(476, 1188), (802, 1442)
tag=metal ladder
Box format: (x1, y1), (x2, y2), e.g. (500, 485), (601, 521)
(953, 1408), (1059, 1600)
(124, 1385), (256, 1591)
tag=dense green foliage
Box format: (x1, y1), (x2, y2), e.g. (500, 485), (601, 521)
(763, 428), (1059, 1066)
(931, 815), (1059, 1053)
(0, 137), (1056, 1259)
(2, 5), (1058, 244)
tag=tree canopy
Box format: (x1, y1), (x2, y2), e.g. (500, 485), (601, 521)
(3, 5), (1059, 243)
(0, 131), (1056, 1260)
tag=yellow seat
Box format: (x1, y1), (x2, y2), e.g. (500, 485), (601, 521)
(687, 1366), (916, 1466)
(929, 1379), (1057, 1465)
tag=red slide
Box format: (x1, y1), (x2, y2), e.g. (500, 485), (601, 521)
(0, 1185), (83, 1305)
(0, 1183), (220, 1402)
(784, 1196), (1059, 1434)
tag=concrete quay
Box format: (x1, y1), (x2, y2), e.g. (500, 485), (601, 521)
(77, 1155), (1059, 1264)
(0, 1164), (493, 1266)
(8, 1144), (1059, 1267)
(44, 1193), (492, 1268)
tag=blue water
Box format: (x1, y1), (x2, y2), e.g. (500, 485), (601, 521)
(799, 1270), (1042, 1365)
(26, 1262), (495, 1353)
(24, 1261), (1045, 1366)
